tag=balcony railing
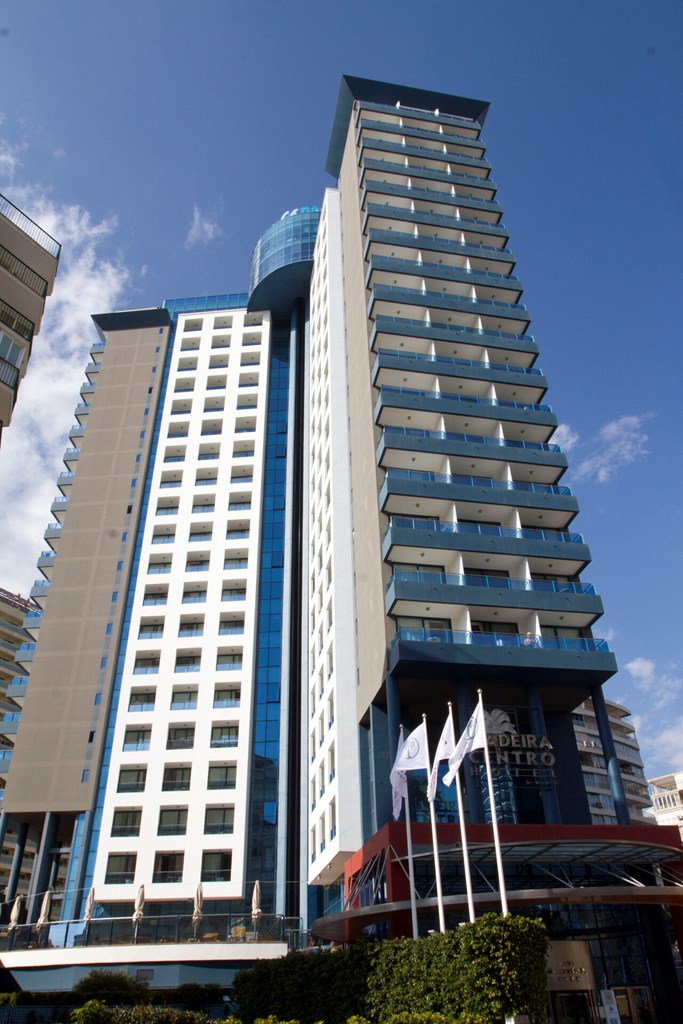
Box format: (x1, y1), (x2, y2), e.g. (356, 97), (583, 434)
(387, 515), (583, 545)
(0, 297), (33, 342)
(385, 466), (571, 497)
(379, 384), (549, 413)
(374, 313), (534, 346)
(382, 424), (561, 453)
(392, 626), (609, 652)
(389, 569), (595, 595)
(0, 193), (61, 257)
(0, 913), (293, 953)
(377, 347), (540, 377)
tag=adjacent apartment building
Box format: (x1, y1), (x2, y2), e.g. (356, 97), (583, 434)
(1, 77), (681, 1021)
(0, 193), (60, 442)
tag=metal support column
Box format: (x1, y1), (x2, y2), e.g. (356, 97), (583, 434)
(591, 685), (630, 825)
(27, 812), (59, 923)
(527, 681), (561, 824)
(5, 822), (28, 904)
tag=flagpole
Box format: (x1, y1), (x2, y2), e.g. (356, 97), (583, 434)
(449, 703), (475, 923)
(398, 725), (419, 939)
(423, 715), (446, 933)
(478, 689), (509, 916)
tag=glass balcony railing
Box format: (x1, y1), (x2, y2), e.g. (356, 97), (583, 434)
(377, 348), (541, 377)
(374, 283), (527, 314)
(391, 627), (609, 652)
(384, 466), (571, 497)
(371, 255), (514, 285)
(389, 569), (595, 595)
(382, 424), (560, 453)
(387, 516), (583, 545)
(374, 313), (534, 346)
(379, 384), (549, 414)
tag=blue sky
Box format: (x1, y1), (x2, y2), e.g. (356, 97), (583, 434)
(0, 0), (682, 777)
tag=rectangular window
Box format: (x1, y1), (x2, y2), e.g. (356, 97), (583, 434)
(105, 853), (137, 884)
(158, 807), (188, 836)
(117, 768), (146, 793)
(162, 766), (191, 792)
(128, 690), (155, 712)
(201, 851), (232, 883)
(175, 655), (201, 673)
(170, 689), (197, 711)
(133, 658), (159, 675)
(204, 806), (234, 835)
(210, 725), (238, 749)
(111, 809), (142, 837)
(216, 653), (243, 671)
(152, 851), (184, 884)
(207, 764), (237, 790)
(167, 726), (195, 750)
(214, 688), (240, 708)
(123, 729), (151, 752)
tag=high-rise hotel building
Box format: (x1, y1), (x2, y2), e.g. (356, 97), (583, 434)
(1, 77), (682, 1019)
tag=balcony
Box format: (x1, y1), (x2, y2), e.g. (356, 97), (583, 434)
(383, 516), (590, 576)
(361, 158), (496, 201)
(365, 228), (515, 275)
(378, 425), (567, 483)
(362, 179), (501, 226)
(387, 627), (617, 692)
(369, 284), (530, 336)
(358, 135), (491, 178)
(358, 117), (486, 159)
(372, 349), (546, 407)
(371, 314), (536, 361)
(385, 569), (603, 626)
(364, 202), (508, 251)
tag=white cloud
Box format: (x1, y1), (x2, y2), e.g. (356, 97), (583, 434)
(572, 414), (651, 484)
(0, 139), (22, 180)
(0, 184), (130, 596)
(624, 656), (682, 711)
(552, 423), (579, 452)
(185, 204), (222, 248)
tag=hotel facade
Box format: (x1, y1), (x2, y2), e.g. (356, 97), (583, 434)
(1, 78), (681, 1023)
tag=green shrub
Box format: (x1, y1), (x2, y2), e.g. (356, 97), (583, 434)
(71, 1001), (112, 1024)
(109, 1008), (210, 1024)
(72, 971), (151, 1006)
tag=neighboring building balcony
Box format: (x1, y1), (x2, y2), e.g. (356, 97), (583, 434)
(364, 202), (508, 250)
(375, 384), (557, 441)
(357, 136), (491, 180)
(370, 314), (537, 362)
(377, 425), (568, 482)
(0, 354), (19, 395)
(360, 157), (497, 201)
(50, 496), (69, 521)
(69, 423), (86, 442)
(84, 360), (101, 379)
(15, 643), (36, 665)
(385, 569), (603, 622)
(383, 517), (591, 575)
(366, 256), (523, 305)
(0, 714), (21, 736)
(74, 401), (91, 422)
(63, 446), (81, 466)
(29, 579), (50, 602)
(37, 550), (56, 579)
(369, 283), (531, 336)
(0, 296), (34, 343)
(371, 349), (547, 405)
(6, 676), (27, 699)
(365, 229), (516, 278)
(387, 626), (617, 687)
(357, 117), (486, 160)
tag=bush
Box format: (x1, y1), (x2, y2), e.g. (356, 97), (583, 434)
(72, 971), (151, 1006)
(109, 1009), (210, 1024)
(71, 1001), (112, 1024)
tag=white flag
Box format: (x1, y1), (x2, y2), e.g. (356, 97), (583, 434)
(443, 704), (486, 787)
(427, 714), (456, 802)
(390, 721), (430, 820)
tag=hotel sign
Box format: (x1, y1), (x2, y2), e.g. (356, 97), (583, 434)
(547, 940), (595, 991)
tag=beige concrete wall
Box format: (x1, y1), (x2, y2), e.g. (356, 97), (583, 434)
(337, 119), (393, 721)
(3, 321), (169, 815)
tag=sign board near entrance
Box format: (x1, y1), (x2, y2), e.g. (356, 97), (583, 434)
(547, 940), (595, 991)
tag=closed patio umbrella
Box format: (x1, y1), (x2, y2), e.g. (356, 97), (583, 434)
(192, 883), (203, 938)
(83, 886), (95, 923)
(8, 894), (23, 931)
(132, 884), (144, 942)
(36, 887), (53, 930)
(251, 880), (261, 939)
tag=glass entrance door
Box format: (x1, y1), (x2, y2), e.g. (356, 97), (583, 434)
(552, 991), (596, 1024)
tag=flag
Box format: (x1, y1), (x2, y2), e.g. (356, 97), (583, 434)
(443, 704), (486, 786)
(427, 714), (456, 802)
(390, 721), (430, 820)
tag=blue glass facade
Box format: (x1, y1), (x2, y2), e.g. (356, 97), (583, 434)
(249, 210), (319, 296)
